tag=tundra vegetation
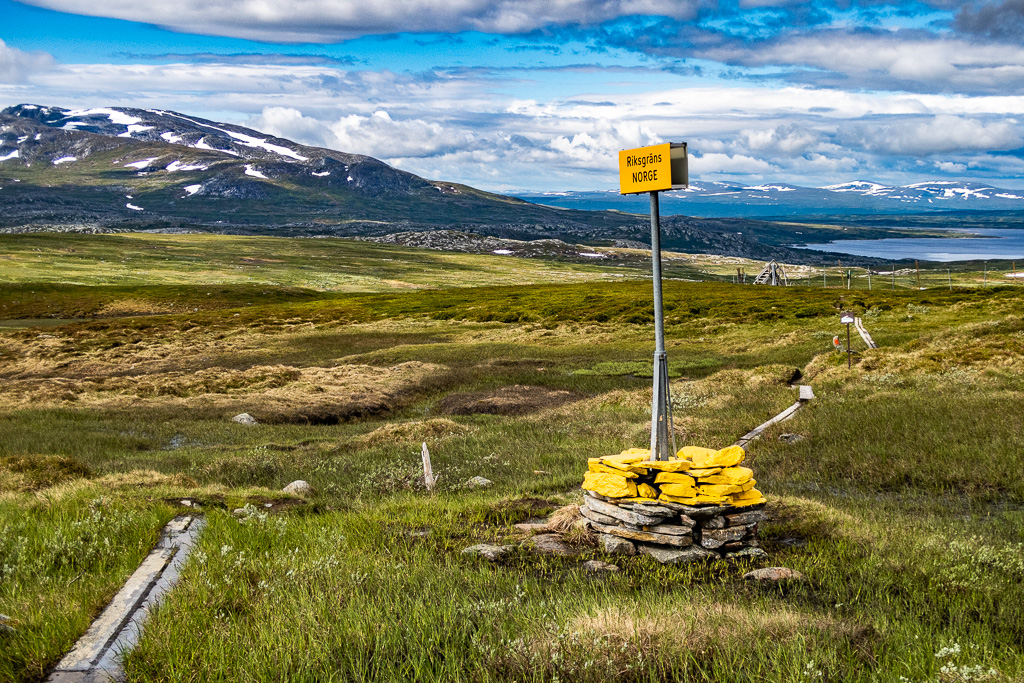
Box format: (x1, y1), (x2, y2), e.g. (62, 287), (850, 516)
(0, 232), (1022, 683)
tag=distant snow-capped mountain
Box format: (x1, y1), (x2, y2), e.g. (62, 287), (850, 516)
(517, 179), (1024, 218)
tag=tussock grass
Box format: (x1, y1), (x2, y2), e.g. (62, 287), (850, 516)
(1, 244), (1023, 681)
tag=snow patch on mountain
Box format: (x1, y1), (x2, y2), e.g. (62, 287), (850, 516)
(194, 137), (239, 156)
(166, 160), (208, 172)
(158, 110), (307, 161)
(53, 156), (76, 165)
(821, 181), (889, 194)
(245, 165), (268, 179)
(126, 202), (144, 211)
(744, 185), (796, 192)
(183, 184), (202, 196)
(118, 124), (155, 138)
(68, 107), (143, 126)
(125, 157), (160, 169)
(0, 150), (19, 162)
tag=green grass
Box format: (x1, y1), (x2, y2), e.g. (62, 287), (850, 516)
(1, 236), (1023, 682)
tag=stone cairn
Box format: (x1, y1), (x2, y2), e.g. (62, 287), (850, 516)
(579, 445), (768, 564)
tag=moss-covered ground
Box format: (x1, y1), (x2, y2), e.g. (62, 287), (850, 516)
(1, 233), (1022, 682)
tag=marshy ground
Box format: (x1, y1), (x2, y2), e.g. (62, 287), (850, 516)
(1, 233), (1022, 682)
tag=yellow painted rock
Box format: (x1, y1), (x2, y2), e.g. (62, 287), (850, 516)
(690, 494), (730, 504)
(637, 483), (659, 499)
(699, 466), (753, 486)
(698, 483), (743, 496)
(605, 454), (647, 465)
(688, 467), (723, 477)
(658, 493), (697, 504)
(660, 492), (729, 505)
(659, 482), (698, 497)
(691, 445), (745, 469)
(620, 497), (659, 503)
(639, 459), (691, 472)
(678, 446), (716, 461)
(730, 488), (766, 504)
(587, 462), (640, 478)
(582, 472), (638, 498)
(738, 478), (756, 492)
(654, 472), (696, 485)
(620, 448), (651, 457)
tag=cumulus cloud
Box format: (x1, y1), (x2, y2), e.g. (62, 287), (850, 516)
(0, 39), (56, 84)
(703, 31), (1024, 94)
(16, 0), (707, 42)
(849, 115), (1024, 155)
(5, 51), (1024, 190)
(954, 0), (1024, 41)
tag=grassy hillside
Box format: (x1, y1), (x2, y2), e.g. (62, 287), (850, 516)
(1, 236), (1022, 682)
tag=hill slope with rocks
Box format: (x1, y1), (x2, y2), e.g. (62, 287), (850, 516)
(0, 103), (917, 265)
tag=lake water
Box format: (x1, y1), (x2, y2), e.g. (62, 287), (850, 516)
(796, 228), (1024, 262)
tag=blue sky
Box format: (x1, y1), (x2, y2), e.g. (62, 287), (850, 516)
(2, 0), (1024, 191)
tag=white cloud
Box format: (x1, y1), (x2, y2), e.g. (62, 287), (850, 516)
(16, 0), (704, 42)
(707, 33), (1024, 93)
(0, 39), (56, 84)
(853, 115), (1023, 155)
(5, 57), (1024, 191)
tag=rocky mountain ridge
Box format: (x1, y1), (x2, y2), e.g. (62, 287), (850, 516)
(0, 104), (943, 265)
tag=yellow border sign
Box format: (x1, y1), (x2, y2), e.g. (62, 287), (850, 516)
(618, 142), (688, 195)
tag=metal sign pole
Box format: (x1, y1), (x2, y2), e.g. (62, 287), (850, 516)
(648, 191), (674, 461)
(847, 323), (852, 369)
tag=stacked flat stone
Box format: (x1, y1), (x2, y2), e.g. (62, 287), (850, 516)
(578, 446), (768, 564)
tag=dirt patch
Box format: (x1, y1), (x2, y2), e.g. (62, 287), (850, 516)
(358, 418), (474, 446)
(437, 384), (584, 416)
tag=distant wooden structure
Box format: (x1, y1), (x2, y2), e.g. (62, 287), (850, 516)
(752, 260), (789, 286)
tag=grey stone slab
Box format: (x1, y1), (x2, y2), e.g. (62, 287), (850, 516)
(584, 495), (668, 526)
(701, 515), (726, 529)
(590, 521), (693, 548)
(725, 510), (769, 526)
(54, 549), (173, 671)
(638, 544), (717, 565)
(47, 672), (120, 683)
(619, 502), (680, 517)
(676, 504), (731, 520)
(49, 516), (206, 682)
(578, 504), (619, 527)
(601, 534), (636, 556)
(700, 524), (752, 549)
(642, 522), (695, 537)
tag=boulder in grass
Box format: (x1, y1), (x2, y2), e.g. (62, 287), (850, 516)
(727, 547), (769, 561)
(529, 534), (577, 556)
(0, 614), (13, 634)
(602, 534), (636, 556)
(743, 566), (804, 582)
(282, 480), (313, 496)
(582, 560), (620, 573)
(231, 413), (259, 426)
(465, 476), (492, 488)
(462, 544), (514, 561)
